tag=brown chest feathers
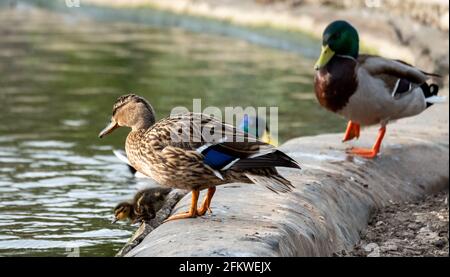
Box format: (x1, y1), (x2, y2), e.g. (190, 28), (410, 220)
(314, 56), (358, 113)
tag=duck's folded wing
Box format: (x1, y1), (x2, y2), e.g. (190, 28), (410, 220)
(143, 113), (274, 171)
(358, 54), (435, 85)
(145, 112), (272, 153)
(358, 55), (441, 99)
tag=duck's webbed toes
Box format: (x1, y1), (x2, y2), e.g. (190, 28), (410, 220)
(346, 147), (378, 159)
(163, 211), (197, 222)
(163, 188), (201, 222)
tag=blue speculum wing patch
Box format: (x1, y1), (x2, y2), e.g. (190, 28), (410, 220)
(202, 147), (236, 170)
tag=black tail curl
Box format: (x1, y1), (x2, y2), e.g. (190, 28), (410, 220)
(421, 83), (440, 108)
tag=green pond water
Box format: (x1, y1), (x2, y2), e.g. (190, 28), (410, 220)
(0, 1), (345, 256)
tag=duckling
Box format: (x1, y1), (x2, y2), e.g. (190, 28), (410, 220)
(314, 20), (444, 158)
(100, 94), (300, 222)
(113, 187), (172, 224)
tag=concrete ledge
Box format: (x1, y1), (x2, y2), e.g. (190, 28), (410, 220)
(126, 102), (448, 257)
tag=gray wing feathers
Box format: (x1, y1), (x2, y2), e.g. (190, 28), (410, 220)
(360, 55), (429, 84)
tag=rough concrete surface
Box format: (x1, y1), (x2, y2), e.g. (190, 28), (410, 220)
(337, 190), (448, 257)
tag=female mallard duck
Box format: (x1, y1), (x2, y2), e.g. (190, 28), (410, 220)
(113, 187), (172, 224)
(314, 20), (444, 158)
(99, 94), (300, 221)
(112, 114), (277, 178)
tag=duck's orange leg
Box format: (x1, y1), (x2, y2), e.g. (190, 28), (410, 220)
(342, 121), (360, 142)
(164, 189), (199, 222)
(347, 127), (386, 159)
(197, 187), (216, 216)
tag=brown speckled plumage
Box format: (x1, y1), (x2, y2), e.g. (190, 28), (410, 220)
(100, 94), (302, 220)
(101, 94), (300, 193)
(114, 187), (172, 224)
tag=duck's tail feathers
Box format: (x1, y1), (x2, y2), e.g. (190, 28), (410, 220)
(421, 83), (446, 107)
(234, 150), (301, 169)
(426, 95), (447, 104)
(244, 172), (294, 194)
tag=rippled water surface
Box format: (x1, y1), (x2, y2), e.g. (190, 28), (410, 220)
(0, 1), (345, 256)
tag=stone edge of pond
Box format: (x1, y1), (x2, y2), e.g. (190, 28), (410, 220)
(123, 99), (448, 257)
(84, 0), (449, 85)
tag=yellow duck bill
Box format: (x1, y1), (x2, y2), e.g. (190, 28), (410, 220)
(314, 45), (335, 70)
(99, 120), (119, 138)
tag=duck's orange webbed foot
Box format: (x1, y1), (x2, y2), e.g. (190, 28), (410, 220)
(346, 126), (386, 159)
(342, 121), (360, 142)
(197, 187), (216, 216)
(164, 211), (197, 222)
(346, 147), (379, 159)
(163, 189), (199, 222)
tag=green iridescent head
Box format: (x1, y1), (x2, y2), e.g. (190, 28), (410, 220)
(314, 20), (359, 70)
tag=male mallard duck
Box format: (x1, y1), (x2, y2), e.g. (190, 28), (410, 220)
(314, 20), (444, 158)
(99, 94), (300, 221)
(113, 187), (172, 224)
(239, 114), (278, 146)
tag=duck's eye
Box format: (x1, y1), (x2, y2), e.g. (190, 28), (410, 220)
(332, 33), (341, 40)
